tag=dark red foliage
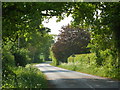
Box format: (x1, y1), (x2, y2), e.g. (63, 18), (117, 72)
(52, 25), (90, 63)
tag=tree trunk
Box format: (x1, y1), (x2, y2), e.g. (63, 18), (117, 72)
(112, 20), (120, 68)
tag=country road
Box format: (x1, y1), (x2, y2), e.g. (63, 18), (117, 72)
(35, 62), (119, 89)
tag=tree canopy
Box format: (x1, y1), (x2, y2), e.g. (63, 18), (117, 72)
(2, 2), (120, 66)
(2, 2), (120, 87)
(52, 25), (90, 63)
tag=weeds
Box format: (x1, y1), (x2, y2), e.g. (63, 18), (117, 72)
(2, 64), (48, 88)
(59, 53), (120, 80)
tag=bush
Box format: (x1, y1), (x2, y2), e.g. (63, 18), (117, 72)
(2, 42), (17, 88)
(2, 41), (15, 67)
(2, 41), (48, 88)
(50, 50), (59, 66)
(60, 51), (120, 80)
(2, 48), (15, 67)
(13, 48), (32, 67)
(2, 64), (48, 88)
(15, 65), (48, 88)
(68, 53), (96, 65)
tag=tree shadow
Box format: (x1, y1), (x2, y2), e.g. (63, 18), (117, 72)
(42, 70), (71, 73)
(36, 65), (55, 67)
(47, 78), (119, 89)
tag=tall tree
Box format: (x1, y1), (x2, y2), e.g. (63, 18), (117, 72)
(70, 2), (120, 67)
(2, 2), (70, 43)
(3, 2), (120, 68)
(52, 25), (90, 63)
(19, 27), (53, 63)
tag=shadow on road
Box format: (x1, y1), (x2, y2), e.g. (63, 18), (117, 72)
(48, 78), (119, 88)
(35, 63), (119, 89)
(37, 65), (55, 67)
(42, 70), (71, 73)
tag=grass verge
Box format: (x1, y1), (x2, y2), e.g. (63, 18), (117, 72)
(58, 62), (120, 81)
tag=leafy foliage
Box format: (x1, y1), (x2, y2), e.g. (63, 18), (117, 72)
(60, 52), (120, 80)
(2, 42), (16, 86)
(20, 29), (53, 63)
(2, 41), (15, 68)
(2, 2), (71, 42)
(13, 48), (31, 67)
(2, 2), (56, 88)
(50, 49), (59, 66)
(71, 2), (120, 67)
(2, 2), (120, 87)
(52, 25), (90, 63)
(2, 65), (48, 88)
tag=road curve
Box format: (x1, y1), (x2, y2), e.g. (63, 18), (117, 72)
(35, 62), (119, 88)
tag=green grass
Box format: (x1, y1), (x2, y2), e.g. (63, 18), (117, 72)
(30, 63), (41, 65)
(58, 53), (120, 80)
(59, 62), (120, 80)
(2, 64), (48, 88)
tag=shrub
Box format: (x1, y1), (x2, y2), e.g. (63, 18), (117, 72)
(68, 53), (96, 65)
(60, 51), (120, 80)
(50, 50), (59, 66)
(2, 42), (17, 88)
(2, 48), (15, 67)
(2, 41), (15, 67)
(14, 65), (48, 88)
(13, 48), (32, 67)
(2, 64), (48, 88)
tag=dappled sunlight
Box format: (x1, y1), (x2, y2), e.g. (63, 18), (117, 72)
(2, 2), (120, 88)
(36, 63), (119, 88)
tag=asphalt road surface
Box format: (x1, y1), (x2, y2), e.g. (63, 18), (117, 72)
(35, 62), (119, 89)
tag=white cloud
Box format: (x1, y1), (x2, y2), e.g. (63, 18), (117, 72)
(42, 15), (73, 35)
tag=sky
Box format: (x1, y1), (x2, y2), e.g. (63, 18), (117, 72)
(42, 15), (73, 35)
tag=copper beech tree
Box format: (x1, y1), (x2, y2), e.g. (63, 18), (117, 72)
(52, 25), (90, 63)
